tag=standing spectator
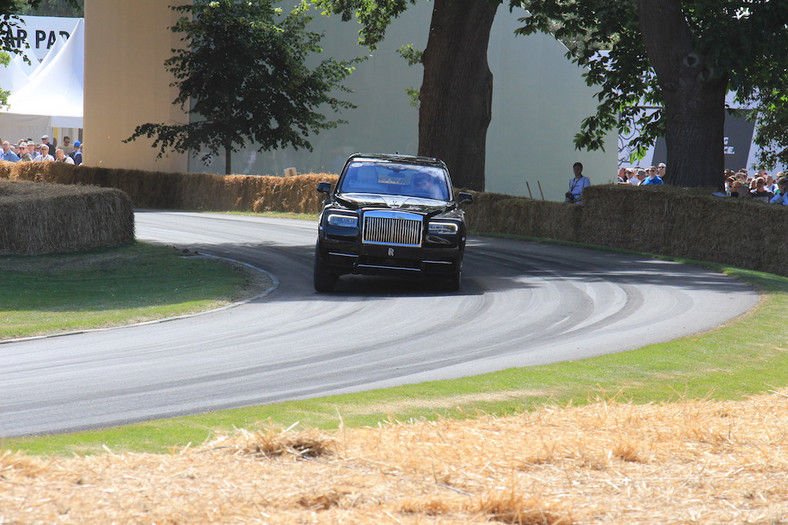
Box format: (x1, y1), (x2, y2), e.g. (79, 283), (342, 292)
(61, 136), (71, 152)
(27, 142), (41, 160)
(54, 148), (74, 164)
(765, 174), (778, 194)
(565, 161), (590, 204)
(616, 167), (627, 183)
(16, 142), (33, 161)
(72, 142), (82, 165)
(728, 179), (745, 197)
(643, 166), (664, 185)
(769, 178), (788, 205)
(40, 135), (54, 153)
(631, 168), (647, 186)
(657, 162), (666, 180)
(749, 177), (774, 202)
(1, 141), (19, 162)
(69, 140), (81, 161)
(34, 144), (54, 162)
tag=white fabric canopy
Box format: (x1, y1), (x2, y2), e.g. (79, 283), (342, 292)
(1, 18), (83, 129)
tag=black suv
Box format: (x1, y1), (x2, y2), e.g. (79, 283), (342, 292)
(314, 153), (473, 292)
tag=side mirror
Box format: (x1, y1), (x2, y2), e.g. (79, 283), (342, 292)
(457, 192), (473, 204)
(317, 181), (332, 194)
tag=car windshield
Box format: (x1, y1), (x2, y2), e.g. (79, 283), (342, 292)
(338, 161), (451, 201)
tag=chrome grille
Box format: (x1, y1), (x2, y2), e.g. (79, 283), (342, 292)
(363, 211), (422, 247)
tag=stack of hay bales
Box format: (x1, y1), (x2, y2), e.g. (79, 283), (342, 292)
(0, 179), (134, 255)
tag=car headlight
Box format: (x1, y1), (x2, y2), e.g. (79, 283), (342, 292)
(428, 221), (458, 235)
(327, 213), (358, 228)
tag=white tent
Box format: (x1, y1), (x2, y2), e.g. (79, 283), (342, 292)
(0, 55), (30, 94)
(1, 18), (83, 130)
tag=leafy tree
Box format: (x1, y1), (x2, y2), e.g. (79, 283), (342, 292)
(314, 0), (504, 191)
(316, 0), (788, 190)
(125, 0), (362, 175)
(15, 0), (83, 17)
(516, 0), (788, 187)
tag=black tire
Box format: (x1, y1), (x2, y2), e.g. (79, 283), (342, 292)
(313, 244), (337, 292)
(442, 266), (461, 292)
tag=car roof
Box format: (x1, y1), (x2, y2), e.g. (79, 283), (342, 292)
(344, 153), (448, 170)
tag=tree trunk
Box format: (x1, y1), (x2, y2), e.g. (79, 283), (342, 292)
(418, 0), (499, 191)
(638, 0), (728, 188)
(224, 142), (232, 175)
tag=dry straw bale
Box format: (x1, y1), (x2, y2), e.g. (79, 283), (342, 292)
(4, 162), (784, 275)
(463, 191), (583, 242)
(2, 390), (786, 524)
(582, 184), (787, 275)
(0, 179), (133, 255)
(253, 173), (338, 214)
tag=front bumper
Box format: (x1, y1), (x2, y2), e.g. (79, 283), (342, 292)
(318, 237), (463, 277)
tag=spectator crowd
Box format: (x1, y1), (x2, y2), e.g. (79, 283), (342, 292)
(616, 163), (787, 206)
(0, 134), (82, 165)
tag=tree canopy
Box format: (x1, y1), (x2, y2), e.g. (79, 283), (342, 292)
(125, 0), (363, 175)
(315, 0), (788, 190)
(14, 0), (83, 17)
(516, 0), (788, 180)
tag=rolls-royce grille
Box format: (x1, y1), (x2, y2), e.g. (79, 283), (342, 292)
(363, 212), (422, 246)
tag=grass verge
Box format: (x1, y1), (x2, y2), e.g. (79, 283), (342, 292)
(0, 241), (269, 341)
(3, 251), (784, 455)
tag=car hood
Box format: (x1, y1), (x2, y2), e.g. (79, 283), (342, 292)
(335, 193), (456, 215)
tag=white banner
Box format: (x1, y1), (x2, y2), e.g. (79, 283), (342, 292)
(3, 15), (82, 61)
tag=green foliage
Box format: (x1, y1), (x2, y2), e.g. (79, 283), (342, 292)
(311, 0), (419, 49)
(0, 51), (9, 104)
(515, 0), (788, 166)
(125, 0), (364, 174)
(396, 43), (422, 107)
(14, 0), (83, 17)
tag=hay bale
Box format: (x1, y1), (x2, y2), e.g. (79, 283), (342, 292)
(252, 173), (338, 214)
(463, 191), (583, 241)
(0, 180), (134, 255)
(582, 184), (787, 275)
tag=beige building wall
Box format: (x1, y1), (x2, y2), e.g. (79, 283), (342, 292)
(83, 0), (187, 172)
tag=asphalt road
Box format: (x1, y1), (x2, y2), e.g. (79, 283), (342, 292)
(0, 211), (759, 438)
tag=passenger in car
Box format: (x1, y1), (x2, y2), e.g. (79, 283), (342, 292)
(412, 173), (445, 200)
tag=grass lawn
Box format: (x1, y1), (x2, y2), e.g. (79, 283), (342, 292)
(0, 241), (271, 341)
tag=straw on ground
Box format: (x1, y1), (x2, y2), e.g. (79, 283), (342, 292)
(2, 390), (786, 524)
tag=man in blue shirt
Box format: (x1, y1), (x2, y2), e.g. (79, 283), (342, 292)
(566, 161), (591, 203)
(1, 141), (19, 162)
(643, 166), (663, 185)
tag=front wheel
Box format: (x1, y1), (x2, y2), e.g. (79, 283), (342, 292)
(441, 265), (461, 292)
(313, 244), (337, 292)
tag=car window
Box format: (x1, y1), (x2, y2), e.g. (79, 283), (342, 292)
(339, 161), (451, 200)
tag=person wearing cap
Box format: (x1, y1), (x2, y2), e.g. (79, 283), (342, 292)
(69, 140), (81, 160)
(40, 134), (54, 153)
(34, 144), (54, 162)
(72, 141), (82, 165)
(16, 142), (33, 161)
